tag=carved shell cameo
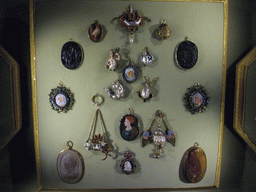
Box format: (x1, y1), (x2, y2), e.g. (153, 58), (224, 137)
(88, 20), (103, 42)
(182, 143), (207, 183)
(57, 141), (84, 184)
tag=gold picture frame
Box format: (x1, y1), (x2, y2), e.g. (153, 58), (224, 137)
(234, 46), (256, 153)
(0, 46), (22, 150)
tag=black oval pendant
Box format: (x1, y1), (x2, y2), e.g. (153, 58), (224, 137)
(61, 41), (83, 69)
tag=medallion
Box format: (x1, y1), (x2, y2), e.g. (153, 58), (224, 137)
(88, 20), (103, 42)
(183, 83), (210, 114)
(182, 142), (207, 183)
(84, 109), (111, 160)
(57, 141), (84, 184)
(105, 80), (125, 100)
(120, 150), (136, 174)
(141, 47), (154, 66)
(175, 37), (198, 69)
(49, 82), (75, 113)
(106, 47), (121, 71)
(122, 59), (138, 83)
(111, 5), (151, 43)
(61, 41), (83, 69)
(141, 110), (175, 158)
(120, 108), (139, 141)
(156, 19), (171, 40)
(137, 76), (158, 102)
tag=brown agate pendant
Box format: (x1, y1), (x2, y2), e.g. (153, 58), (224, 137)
(88, 20), (103, 42)
(183, 142), (207, 183)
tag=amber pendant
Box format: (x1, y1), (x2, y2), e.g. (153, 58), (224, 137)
(182, 142), (207, 183)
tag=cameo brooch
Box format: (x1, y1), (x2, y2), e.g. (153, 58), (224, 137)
(183, 83), (210, 114)
(119, 108), (139, 141)
(61, 41), (83, 69)
(119, 150), (136, 174)
(49, 82), (75, 113)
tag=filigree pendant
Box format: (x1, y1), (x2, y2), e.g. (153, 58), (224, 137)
(57, 141), (84, 184)
(119, 150), (136, 174)
(49, 82), (75, 113)
(120, 108), (139, 141)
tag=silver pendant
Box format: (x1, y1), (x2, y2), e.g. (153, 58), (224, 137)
(137, 76), (158, 102)
(141, 47), (154, 66)
(106, 47), (121, 71)
(105, 80), (125, 100)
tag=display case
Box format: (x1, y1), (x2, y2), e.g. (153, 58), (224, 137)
(29, 0), (228, 190)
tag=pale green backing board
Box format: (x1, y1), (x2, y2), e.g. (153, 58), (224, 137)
(34, 0), (224, 190)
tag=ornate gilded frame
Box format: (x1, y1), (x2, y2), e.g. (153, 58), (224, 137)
(29, 0), (228, 190)
(234, 46), (256, 153)
(0, 46), (22, 150)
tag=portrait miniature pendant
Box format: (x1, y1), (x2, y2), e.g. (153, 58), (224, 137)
(49, 82), (75, 113)
(182, 142), (207, 183)
(157, 19), (171, 40)
(120, 150), (136, 174)
(183, 83), (210, 114)
(57, 141), (84, 184)
(120, 108), (139, 141)
(106, 47), (121, 71)
(137, 76), (158, 102)
(142, 110), (175, 158)
(105, 80), (125, 100)
(141, 47), (154, 66)
(84, 109), (111, 160)
(122, 59), (138, 83)
(88, 20), (103, 42)
(61, 41), (83, 69)
(111, 5), (151, 43)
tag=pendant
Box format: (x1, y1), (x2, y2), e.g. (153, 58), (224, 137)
(105, 80), (125, 100)
(106, 47), (121, 71)
(157, 19), (171, 40)
(88, 20), (103, 42)
(111, 5), (151, 43)
(120, 108), (139, 141)
(141, 110), (175, 158)
(175, 37), (198, 69)
(61, 41), (83, 69)
(84, 109), (111, 160)
(57, 141), (84, 184)
(183, 83), (210, 114)
(182, 142), (207, 183)
(141, 47), (154, 66)
(122, 59), (138, 83)
(119, 150), (136, 174)
(137, 76), (158, 102)
(49, 82), (75, 113)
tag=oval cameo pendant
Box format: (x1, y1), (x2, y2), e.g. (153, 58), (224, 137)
(88, 20), (103, 42)
(182, 142), (207, 183)
(120, 109), (139, 141)
(61, 41), (83, 69)
(120, 150), (136, 174)
(57, 141), (84, 184)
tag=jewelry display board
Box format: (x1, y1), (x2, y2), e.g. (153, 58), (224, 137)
(30, 0), (228, 190)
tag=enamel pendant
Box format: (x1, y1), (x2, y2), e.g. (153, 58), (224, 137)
(120, 150), (136, 174)
(120, 108), (139, 141)
(84, 109), (111, 160)
(175, 37), (198, 69)
(49, 82), (75, 113)
(111, 5), (151, 43)
(88, 20), (103, 42)
(106, 47), (121, 71)
(142, 110), (175, 158)
(61, 41), (83, 69)
(105, 80), (125, 100)
(182, 142), (207, 183)
(137, 76), (158, 102)
(183, 83), (210, 114)
(157, 19), (171, 40)
(57, 141), (84, 184)
(122, 59), (138, 83)
(141, 47), (154, 66)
